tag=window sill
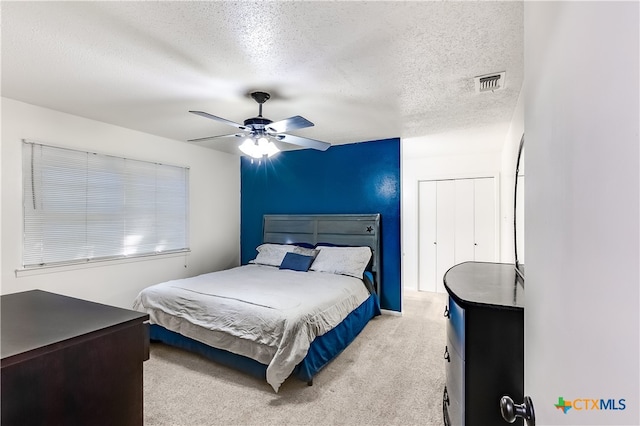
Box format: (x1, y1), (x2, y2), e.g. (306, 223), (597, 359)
(15, 250), (190, 277)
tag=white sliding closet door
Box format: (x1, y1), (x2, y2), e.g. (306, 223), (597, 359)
(418, 181), (437, 292)
(418, 177), (497, 293)
(473, 178), (496, 261)
(435, 180), (455, 294)
(454, 179), (475, 264)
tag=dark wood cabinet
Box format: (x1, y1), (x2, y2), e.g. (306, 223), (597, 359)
(442, 262), (524, 426)
(1, 290), (149, 426)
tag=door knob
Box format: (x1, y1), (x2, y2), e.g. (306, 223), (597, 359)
(500, 395), (535, 426)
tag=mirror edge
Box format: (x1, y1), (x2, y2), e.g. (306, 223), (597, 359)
(514, 133), (525, 283)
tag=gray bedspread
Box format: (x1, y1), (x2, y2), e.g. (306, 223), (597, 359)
(133, 264), (370, 392)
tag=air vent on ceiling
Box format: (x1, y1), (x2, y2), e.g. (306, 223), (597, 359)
(474, 71), (506, 93)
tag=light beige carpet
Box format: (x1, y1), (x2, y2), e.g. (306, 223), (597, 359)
(143, 290), (447, 426)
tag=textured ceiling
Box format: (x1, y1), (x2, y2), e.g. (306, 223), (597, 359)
(1, 1), (523, 155)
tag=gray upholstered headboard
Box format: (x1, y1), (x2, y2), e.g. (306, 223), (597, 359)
(262, 214), (381, 294)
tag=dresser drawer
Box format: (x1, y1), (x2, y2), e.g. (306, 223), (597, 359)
(445, 385), (463, 426)
(444, 342), (465, 426)
(446, 296), (466, 359)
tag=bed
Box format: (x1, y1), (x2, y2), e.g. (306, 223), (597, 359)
(133, 214), (382, 392)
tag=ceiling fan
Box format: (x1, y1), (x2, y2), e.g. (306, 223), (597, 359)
(188, 91), (331, 158)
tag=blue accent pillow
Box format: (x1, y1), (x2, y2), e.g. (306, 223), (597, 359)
(279, 252), (314, 272)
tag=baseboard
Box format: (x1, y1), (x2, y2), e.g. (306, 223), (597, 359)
(381, 308), (403, 317)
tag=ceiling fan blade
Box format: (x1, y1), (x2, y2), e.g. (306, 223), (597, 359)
(278, 134), (331, 151)
(266, 116), (314, 134)
(189, 111), (247, 130)
(187, 133), (245, 143)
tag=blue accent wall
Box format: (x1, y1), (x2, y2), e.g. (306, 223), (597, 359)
(240, 138), (401, 312)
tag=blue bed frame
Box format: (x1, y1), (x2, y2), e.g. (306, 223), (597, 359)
(150, 214), (382, 386)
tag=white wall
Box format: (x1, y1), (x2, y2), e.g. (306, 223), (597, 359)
(401, 125), (506, 291)
(525, 2), (638, 423)
(1, 98), (241, 308)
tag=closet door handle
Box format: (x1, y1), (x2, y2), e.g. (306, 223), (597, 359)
(444, 346), (450, 362)
(444, 306), (450, 318)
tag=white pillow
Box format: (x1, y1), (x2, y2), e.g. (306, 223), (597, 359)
(251, 244), (297, 267)
(292, 246), (319, 258)
(251, 244), (319, 267)
(310, 246), (372, 278)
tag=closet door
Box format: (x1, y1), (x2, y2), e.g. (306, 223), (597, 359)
(417, 176), (497, 294)
(473, 178), (496, 262)
(454, 179), (475, 264)
(418, 181), (437, 292)
(435, 180), (455, 293)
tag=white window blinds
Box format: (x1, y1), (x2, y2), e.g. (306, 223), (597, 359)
(22, 141), (189, 268)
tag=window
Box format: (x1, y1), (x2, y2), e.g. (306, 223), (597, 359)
(22, 141), (189, 268)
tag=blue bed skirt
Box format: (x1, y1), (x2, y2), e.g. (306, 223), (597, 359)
(149, 293), (381, 383)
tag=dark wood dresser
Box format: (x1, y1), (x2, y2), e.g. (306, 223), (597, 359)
(1, 290), (149, 426)
(442, 262), (524, 426)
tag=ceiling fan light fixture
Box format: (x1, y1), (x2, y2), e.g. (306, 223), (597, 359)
(239, 138), (258, 158)
(239, 136), (280, 159)
(259, 137), (280, 158)
(264, 141), (280, 158)
(188, 91), (330, 154)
